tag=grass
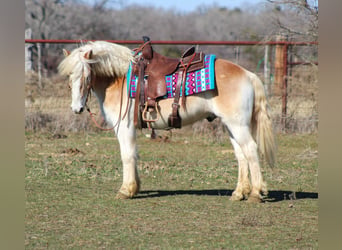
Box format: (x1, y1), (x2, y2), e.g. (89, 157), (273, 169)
(25, 131), (318, 249)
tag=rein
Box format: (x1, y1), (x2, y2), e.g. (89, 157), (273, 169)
(86, 106), (115, 131)
(132, 41), (149, 56)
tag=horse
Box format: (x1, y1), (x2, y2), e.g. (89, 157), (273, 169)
(58, 41), (276, 203)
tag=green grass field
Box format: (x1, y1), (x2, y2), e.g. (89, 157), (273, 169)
(25, 131), (318, 249)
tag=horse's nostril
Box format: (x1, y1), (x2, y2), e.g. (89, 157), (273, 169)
(72, 107), (84, 114)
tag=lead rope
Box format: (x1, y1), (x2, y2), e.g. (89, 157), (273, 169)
(86, 106), (115, 131)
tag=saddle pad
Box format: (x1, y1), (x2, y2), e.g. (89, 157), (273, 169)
(127, 54), (216, 98)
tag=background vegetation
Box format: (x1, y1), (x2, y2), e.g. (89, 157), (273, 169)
(25, 0), (317, 74)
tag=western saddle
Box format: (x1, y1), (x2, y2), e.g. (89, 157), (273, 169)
(132, 36), (206, 129)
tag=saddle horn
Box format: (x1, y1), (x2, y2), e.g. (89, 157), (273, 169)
(141, 36), (153, 60)
(142, 36), (150, 42)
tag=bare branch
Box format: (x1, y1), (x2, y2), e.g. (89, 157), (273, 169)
(267, 0), (318, 40)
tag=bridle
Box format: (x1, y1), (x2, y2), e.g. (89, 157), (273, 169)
(78, 65), (129, 131)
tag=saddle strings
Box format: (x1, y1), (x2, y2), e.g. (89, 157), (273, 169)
(179, 52), (197, 110)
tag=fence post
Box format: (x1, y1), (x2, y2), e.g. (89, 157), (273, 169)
(281, 43), (289, 132)
(25, 29), (32, 72)
(234, 46), (240, 64)
(264, 44), (270, 97)
(37, 43), (42, 89)
(274, 35), (288, 132)
(274, 35), (285, 95)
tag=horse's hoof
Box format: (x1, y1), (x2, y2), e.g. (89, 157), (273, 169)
(230, 192), (244, 201)
(115, 181), (140, 200)
(115, 191), (132, 200)
(247, 194), (262, 203)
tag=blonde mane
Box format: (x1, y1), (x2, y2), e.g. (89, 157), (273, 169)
(58, 41), (134, 79)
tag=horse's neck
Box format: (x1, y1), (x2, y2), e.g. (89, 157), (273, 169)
(91, 76), (115, 99)
(92, 76), (126, 110)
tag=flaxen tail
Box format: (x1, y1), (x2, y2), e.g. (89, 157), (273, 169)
(248, 71), (277, 168)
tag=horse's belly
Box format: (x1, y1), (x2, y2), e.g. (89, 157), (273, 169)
(151, 94), (213, 129)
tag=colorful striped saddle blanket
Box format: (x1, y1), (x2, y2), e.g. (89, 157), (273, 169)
(127, 54), (216, 98)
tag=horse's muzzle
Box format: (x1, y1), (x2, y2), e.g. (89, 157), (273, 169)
(73, 107), (84, 114)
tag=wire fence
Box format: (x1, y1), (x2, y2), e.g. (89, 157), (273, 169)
(25, 40), (318, 135)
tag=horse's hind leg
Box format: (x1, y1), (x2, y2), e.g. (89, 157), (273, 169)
(226, 123), (267, 203)
(229, 138), (251, 201)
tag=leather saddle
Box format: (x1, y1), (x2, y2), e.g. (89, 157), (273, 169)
(132, 36), (205, 129)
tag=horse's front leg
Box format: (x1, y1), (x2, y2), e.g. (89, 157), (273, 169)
(115, 123), (140, 199)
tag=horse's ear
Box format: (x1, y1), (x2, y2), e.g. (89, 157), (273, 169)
(63, 49), (71, 57)
(84, 50), (93, 60)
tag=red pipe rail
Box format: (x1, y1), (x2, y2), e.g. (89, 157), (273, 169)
(25, 39), (318, 46)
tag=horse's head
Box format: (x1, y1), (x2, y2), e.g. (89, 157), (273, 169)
(58, 41), (134, 114)
(59, 48), (94, 114)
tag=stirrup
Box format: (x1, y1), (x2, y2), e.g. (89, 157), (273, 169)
(142, 102), (160, 123)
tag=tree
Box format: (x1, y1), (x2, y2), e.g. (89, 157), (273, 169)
(266, 0), (318, 40)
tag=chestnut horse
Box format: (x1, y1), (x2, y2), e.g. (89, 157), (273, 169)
(58, 41), (276, 203)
